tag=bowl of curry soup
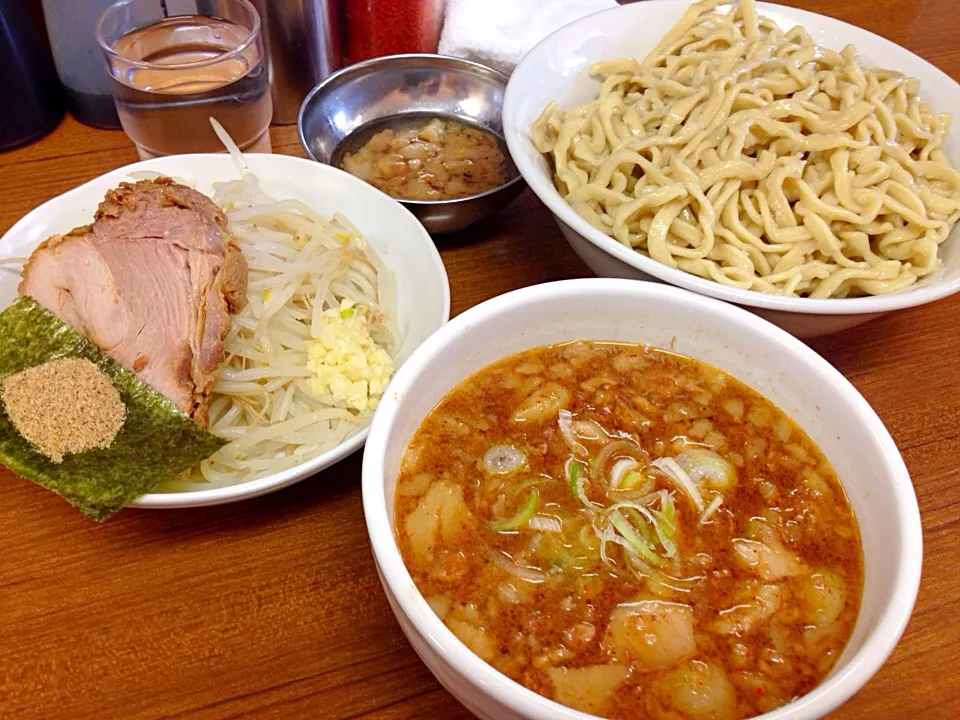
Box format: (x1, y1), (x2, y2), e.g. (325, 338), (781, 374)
(361, 279), (921, 720)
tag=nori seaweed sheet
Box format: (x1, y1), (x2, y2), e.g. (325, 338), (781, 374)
(0, 297), (226, 520)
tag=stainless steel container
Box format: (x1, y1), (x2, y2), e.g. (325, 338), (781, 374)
(298, 54), (525, 235)
(251, 0), (341, 125)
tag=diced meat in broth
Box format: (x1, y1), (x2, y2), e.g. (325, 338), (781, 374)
(647, 660), (738, 720)
(547, 664), (629, 715)
(403, 481), (473, 568)
(394, 341), (863, 719)
(603, 601), (697, 671)
(713, 583), (782, 636)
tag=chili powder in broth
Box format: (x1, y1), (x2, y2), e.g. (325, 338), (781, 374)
(395, 341), (863, 720)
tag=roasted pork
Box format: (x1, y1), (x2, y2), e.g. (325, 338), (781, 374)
(19, 178), (248, 425)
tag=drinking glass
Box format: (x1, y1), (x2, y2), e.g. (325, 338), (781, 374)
(96, 0), (273, 159)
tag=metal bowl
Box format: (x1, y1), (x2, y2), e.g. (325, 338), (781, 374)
(298, 54), (525, 235)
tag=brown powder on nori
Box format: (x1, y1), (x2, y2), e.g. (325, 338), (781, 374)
(1, 357), (126, 463)
(0, 297), (226, 520)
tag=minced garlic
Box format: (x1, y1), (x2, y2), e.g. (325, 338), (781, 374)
(306, 299), (395, 411)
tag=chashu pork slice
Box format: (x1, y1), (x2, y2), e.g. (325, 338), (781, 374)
(18, 178), (248, 426)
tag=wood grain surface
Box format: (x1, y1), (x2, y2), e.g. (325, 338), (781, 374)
(1, 1), (959, 717)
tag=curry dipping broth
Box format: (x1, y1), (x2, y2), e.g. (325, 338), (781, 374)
(337, 113), (515, 201)
(394, 341), (863, 720)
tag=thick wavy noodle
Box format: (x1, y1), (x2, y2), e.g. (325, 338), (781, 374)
(532, 0), (960, 298)
(165, 172), (397, 490)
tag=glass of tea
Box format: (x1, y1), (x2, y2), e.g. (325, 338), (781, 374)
(96, 0), (273, 159)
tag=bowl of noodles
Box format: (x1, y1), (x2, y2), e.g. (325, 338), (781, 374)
(502, 0), (960, 337)
(0, 151), (450, 509)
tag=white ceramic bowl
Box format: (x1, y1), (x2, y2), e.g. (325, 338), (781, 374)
(0, 153), (450, 509)
(502, 0), (960, 338)
(362, 278), (922, 720)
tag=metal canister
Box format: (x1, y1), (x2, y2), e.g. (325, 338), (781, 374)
(250, 0), (342, 125)
(0, 0), (64, 150)
(343, 0), (445, 65)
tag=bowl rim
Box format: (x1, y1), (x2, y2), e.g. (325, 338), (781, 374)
(297, 53), (525, 205)
(362, 278), (923, 720)
(0, 151), (452, 509)
(502, 0), (960, 316)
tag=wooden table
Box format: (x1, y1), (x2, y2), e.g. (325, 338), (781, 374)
(1, 1), (958, 717)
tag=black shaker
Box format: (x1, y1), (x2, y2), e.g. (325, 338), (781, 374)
(0, 0), (64, 151)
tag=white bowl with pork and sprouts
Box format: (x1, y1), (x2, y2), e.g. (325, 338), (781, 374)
(362, 278), (921, 720)
(0, 151), (449, 511)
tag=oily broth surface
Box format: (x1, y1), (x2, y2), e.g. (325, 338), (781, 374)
(395, 341), (863, 720)
(339, 115), (511, 201)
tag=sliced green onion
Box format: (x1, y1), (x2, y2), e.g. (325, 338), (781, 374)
(558, 409), (584, 454)
(540, 533), (579, 571)
(650, 494), (676, 537)
(609, 458), (640, 488)
(676, 448), (736, 490)
(620, 470), (646, 490)
(624, 507), (656, 545)
(636, 502), (677, 559)
(701, 493), (723, 522)
(490, 488), (538, 532)
(663, 492), (676, 528)
(567, 460), (584, 497)
(578, 523), (601, 555)
(608, 497), (678, 560)
(650, 490), (677, 535)
(610, 511), (666, 567)
(529, 515), (563, 533)
(600, 525), (659, 577)
(651, 457), (705, 514)
(655, 492), (678, 556)
(650, 513), (677, 558)
(575, 473), (599, 511)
